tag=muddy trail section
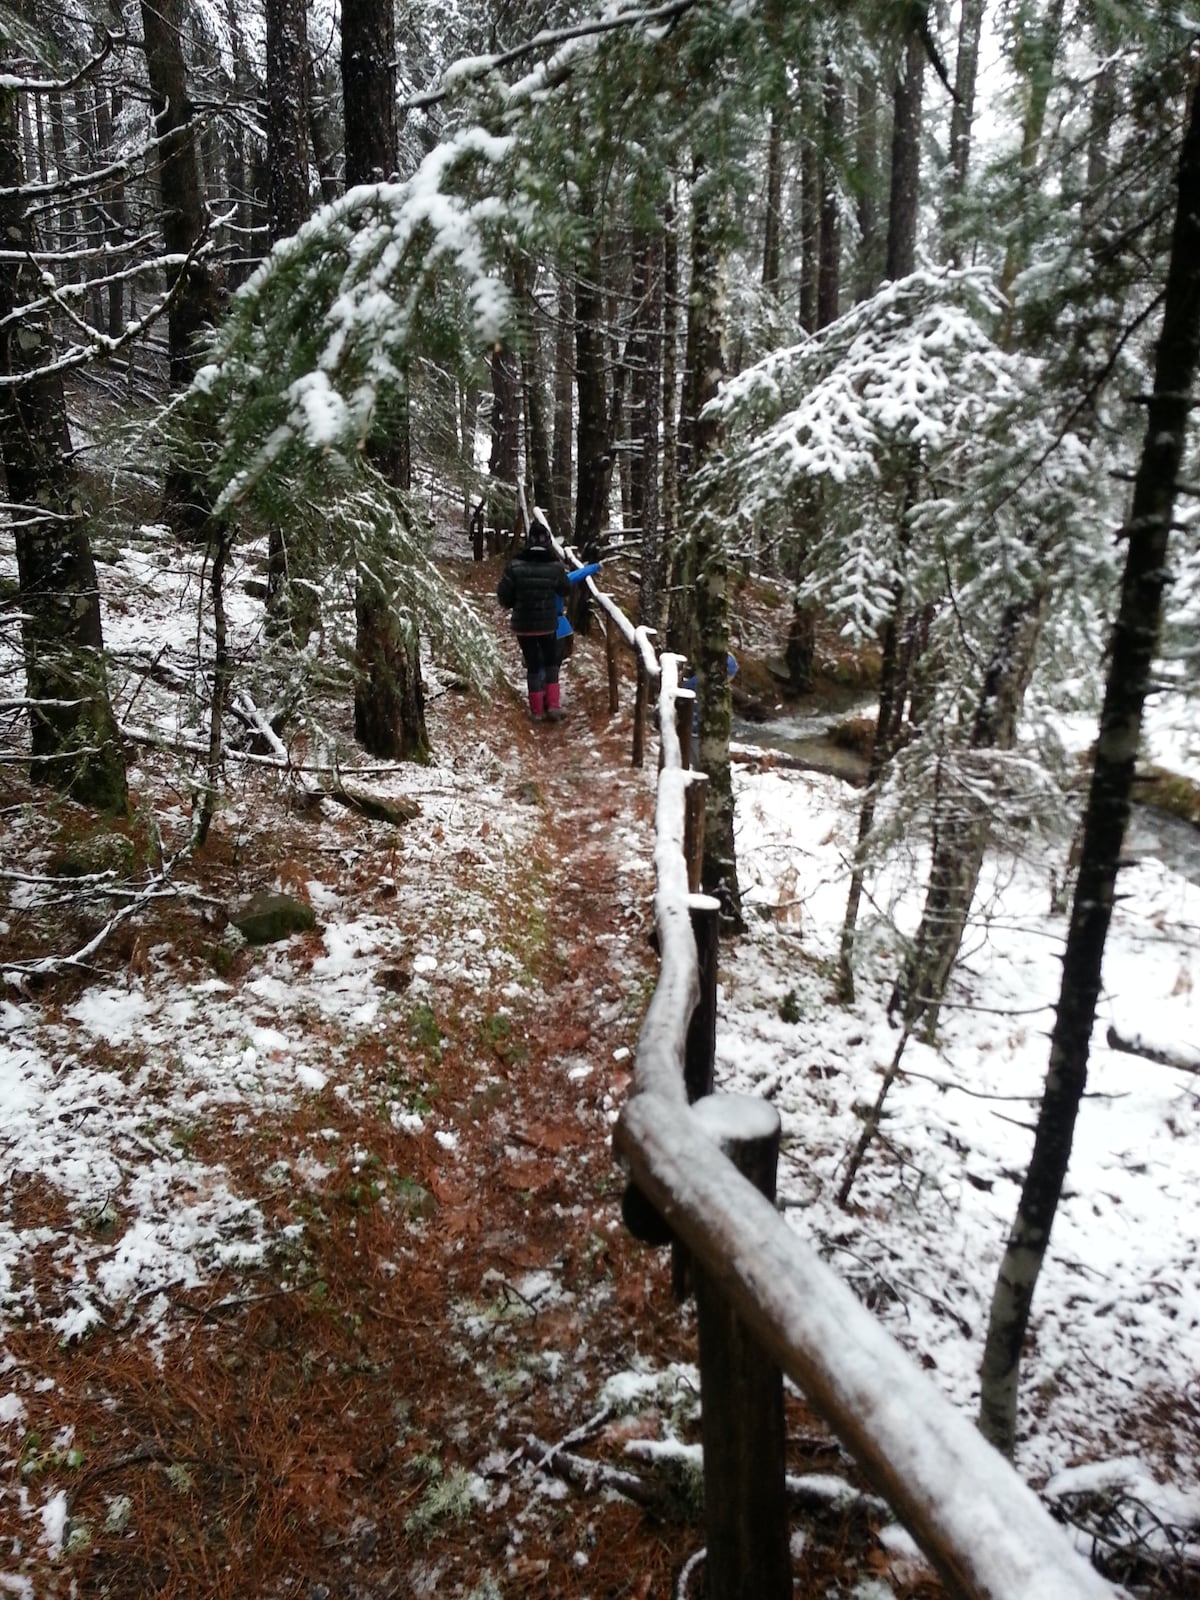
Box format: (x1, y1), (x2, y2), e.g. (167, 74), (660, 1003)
(0, 553), (943, 1600)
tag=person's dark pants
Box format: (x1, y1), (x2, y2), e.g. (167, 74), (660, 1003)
(517, 633), (560, 694)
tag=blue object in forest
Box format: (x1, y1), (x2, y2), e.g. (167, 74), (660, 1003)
(683, 653), (739, 736)
(556, 562), (601, 638)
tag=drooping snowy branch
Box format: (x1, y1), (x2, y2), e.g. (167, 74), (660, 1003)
(187, 126), (517, 517)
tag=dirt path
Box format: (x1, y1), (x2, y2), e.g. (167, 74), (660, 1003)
(3, 556), (934, 1600)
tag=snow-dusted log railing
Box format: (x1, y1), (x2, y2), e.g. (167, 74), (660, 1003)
(554, 537), (664, 768)
(612, 660), (1115, 1600)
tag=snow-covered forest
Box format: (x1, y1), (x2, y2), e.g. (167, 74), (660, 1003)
(1, 0), (1198, 1595)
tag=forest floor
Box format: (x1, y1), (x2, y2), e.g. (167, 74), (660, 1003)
(0, 551), (944, 1599)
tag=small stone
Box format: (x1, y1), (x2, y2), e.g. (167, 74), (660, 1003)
(230, 892), (317, 945)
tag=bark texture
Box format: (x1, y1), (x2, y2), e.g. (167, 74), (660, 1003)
(0, 79), (126, 809)
(341, 0), (396, 185)
(944, 0), (987, 265)
(817, 66), (843, 329)
(886, 26), (926, 283)
(266, 0), (311, 244)
(551, 270), (574, 533)
(685, 160), (741, 927)
(341, 0), (426, 761)
(890, 588), (1048, 1036)
(140, 0), (219, 387)
(573, 236), (609, 559)
(514, 256), (555, 533)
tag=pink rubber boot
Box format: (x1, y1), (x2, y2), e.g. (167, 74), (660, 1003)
(528, 690), (546, 721)
(545, 683), (563, 722)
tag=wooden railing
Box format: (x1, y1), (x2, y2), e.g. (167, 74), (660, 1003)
(557, 554), (1116, 1600)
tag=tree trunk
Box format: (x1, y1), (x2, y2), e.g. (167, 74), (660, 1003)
(341, 0), (396, 184)
(817, 66), (843, 329)
(265, 0), (315, 628)
(354, 581), (430, 764)
(141, 0), (220, 539)
(604, 249), (630, 529)
(513, 254), (555, 532)
(854, 71), (882, 302)
(72, 86), (105, 330)
(886, 24), (926, 283)
(685, 157), (741, 928)
(979, 78), (1200, 1459)
(890, 587), (1048, 1036)
(342, 0), (426, 761)
(761, 109), (783, 292)
(93, 85), (129, 340)
(661, 195), (684, 655)
(627, 233), (650, 537)
(460, 383), (479, 532)
(944, 0), (987, 266)
(838, 28), (930, 999)
(488, 344), (520, 516)
(999, 0), (1066, 301)
(634, 235), (664, 631)
(836, 585), (904, 1003)
(799, 128), (818, 333)
(140, 0), (219, 386)
(0, 78), (125, 811)
(195, 525), (233, 846)
(266, 0), (311, 243)
(307, 49), (341, 205)
(222, 0), (253, 290)
(47, 91), (74, 260)
(551, 269), (574, 535)
(574, 236), (609, 561)
(785, 594), (815, 693)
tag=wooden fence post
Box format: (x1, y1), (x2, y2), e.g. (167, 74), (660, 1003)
(683, 774), (707, 895)
(605, 617), (620, 713)
(690, 1094), (790, 1600)
(684, 893), (718, 1104)
(632, 653), (648, 768)
(676, 687), (694, 769)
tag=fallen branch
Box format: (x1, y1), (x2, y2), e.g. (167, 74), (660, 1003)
(1, 846), (195, 984)
(316, 778), (420, 826)
(1106, 1025), (1200, 1075)
(523, 1437), (667, 1510)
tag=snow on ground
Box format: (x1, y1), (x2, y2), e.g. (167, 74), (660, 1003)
(3, 523), (1199, 1576)
(0, 532), (552, 1342)
(723, 752), (1200, 1515)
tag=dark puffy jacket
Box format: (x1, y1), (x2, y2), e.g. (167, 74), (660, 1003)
(497, 550), (571, 634)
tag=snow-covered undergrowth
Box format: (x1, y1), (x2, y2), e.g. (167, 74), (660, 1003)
(0, 533), (540, 1346)
(727, 746), (1200, 1534)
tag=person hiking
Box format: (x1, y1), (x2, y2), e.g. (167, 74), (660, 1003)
(497, 520), (572, 722)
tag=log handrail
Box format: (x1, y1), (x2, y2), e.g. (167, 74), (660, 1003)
(544, 531), (1112, 1599)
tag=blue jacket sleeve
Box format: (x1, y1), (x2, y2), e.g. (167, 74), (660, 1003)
(568, 562), (601, 585)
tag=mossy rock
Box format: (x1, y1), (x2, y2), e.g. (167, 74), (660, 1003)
(51, 831), (136, 879)
(1132, 765), (1200, 827)
(828, 714), (877, 759)
(817, 648), (882, 690)
(231, 892), (317, 945)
